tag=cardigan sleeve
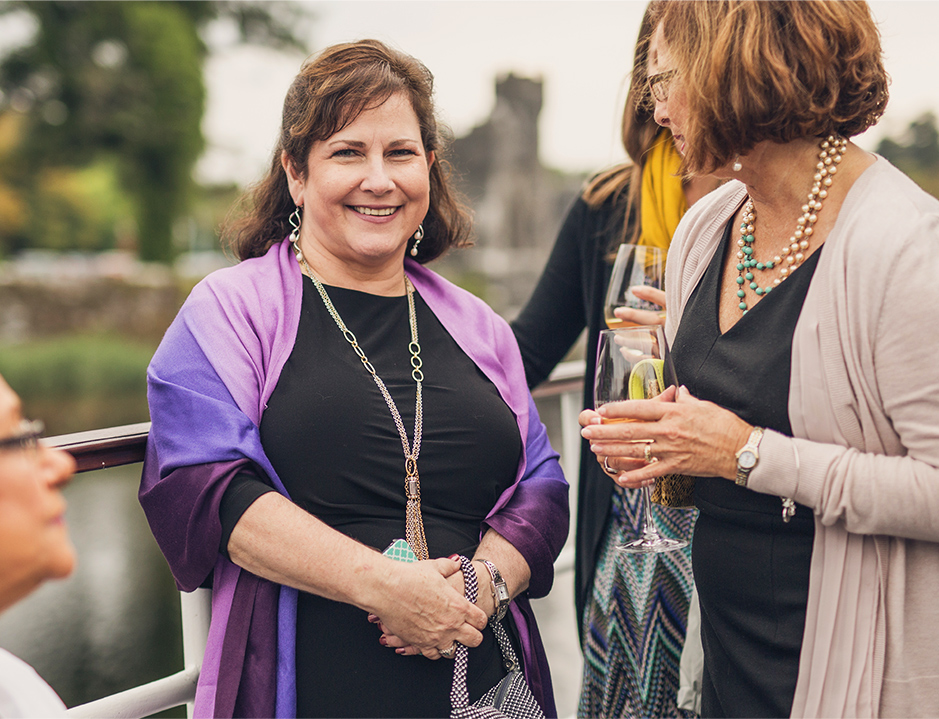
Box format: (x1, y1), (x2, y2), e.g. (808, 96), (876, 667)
(748, 205), (939, 543)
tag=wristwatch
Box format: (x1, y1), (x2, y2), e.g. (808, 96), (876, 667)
(734, 427), (765, 487)
(479, 559), (510, 622)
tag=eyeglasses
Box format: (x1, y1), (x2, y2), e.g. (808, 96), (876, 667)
(647, 69), (677, 103)
(0, 419), (45, 453)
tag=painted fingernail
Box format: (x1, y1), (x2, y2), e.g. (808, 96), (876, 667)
(448, 554), (460, 561)
(395, 648), (406, 655)
(379, 635), (388, 646)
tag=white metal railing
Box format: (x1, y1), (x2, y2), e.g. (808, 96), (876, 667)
(52, 359), (585, 718)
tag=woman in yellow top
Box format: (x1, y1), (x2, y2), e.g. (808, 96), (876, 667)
(511, 3), (718, 715)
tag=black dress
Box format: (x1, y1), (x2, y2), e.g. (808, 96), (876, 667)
(221, 279), (524, 718)
(670, 218), (820, 718)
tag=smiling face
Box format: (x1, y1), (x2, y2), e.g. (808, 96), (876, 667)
(648, 22), (690, 156)
(0, 377), (76, 613)
(282, 91), (434, 288)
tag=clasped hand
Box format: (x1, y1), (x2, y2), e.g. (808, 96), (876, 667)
(580, 385), (752, 486)
(367, 555), (487, 660)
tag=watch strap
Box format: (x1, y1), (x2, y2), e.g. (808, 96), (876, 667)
(734, 426), (764, 487)
(478, 559), (510, 622)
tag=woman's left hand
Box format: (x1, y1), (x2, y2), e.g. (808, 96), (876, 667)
(580, 385), (752, 487)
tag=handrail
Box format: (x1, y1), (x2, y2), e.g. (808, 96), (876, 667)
(45, 421), (150, 472)
(41, 358), (586, 719)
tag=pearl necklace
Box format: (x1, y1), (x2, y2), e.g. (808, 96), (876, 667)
(735, 135), (848, 312)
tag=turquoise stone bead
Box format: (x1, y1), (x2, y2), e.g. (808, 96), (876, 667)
(736, 276), (745, 284)
(737, 263), (744, 271)
(756, 288), (764, 295)
(756, 262), (765, 270)
(745, 234), (754, 243)
(749, 282), (758, 289)
(746, 272), (754, 280)
(743, 247), (753, 255)
(737, 289), (745, 298)
(739, 302), (748, 310)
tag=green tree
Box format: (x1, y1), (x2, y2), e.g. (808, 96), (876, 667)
(876, 111), (939, 199)
(0, 1), (308, 262)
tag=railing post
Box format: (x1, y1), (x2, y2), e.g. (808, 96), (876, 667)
(180, 588), (211, 718)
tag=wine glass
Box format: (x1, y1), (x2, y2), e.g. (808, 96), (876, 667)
(594, 325), (688, 554)
(604, 244), (665, 329)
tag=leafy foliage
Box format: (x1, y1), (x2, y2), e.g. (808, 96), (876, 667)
(0, 1), (308, 261)
(876, 111), (939, 199)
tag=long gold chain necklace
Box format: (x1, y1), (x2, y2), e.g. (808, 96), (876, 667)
(291, 238), (429, 560)
(735, 135), (848, 313)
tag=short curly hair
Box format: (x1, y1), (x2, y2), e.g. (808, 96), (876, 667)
(655, 0), (889, 175)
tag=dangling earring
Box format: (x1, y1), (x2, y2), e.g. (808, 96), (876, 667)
(289, 205), (303, 258)
(410, 224), (424, 257)
(732, 156), (742, 172)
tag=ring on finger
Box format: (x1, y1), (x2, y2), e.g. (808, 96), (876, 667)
(440, 642), (457, 659)
(602, 456), (617, 475)
(643, 442), (658, 464)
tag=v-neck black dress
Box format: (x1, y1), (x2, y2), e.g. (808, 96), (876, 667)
(670, 218), (820, 718)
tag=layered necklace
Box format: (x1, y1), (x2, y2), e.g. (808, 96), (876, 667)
(291, 237), (430, 561)
(735, 135), (848, 313)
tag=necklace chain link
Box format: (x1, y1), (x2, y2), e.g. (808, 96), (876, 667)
(291, 239), (429, 559)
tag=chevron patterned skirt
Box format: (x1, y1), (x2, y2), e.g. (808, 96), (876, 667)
(578, 486), (697, 718)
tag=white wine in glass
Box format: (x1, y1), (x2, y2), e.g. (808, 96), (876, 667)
(604, 244), (665, 329)
(594, 326), (688, 554)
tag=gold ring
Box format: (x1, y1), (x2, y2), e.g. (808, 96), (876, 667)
(603, 456), (616, 475)
(440, 642), (456, 659)
(644, 443), (658, 464)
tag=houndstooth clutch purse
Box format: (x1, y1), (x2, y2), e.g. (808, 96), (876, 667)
(450, 556), (546, 719)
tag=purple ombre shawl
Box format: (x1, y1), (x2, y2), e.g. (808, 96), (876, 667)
(140, 239), (569, 718)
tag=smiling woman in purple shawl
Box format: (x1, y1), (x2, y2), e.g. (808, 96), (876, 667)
(139, 39), (569, 719)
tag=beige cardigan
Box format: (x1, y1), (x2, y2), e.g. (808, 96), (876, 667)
(665, 157), (939, 718)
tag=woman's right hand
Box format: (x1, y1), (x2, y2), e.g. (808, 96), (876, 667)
(613, 286), (667, 326)
(367, 555), (487, 659)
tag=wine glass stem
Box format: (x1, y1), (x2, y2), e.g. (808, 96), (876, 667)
(640, 484), (659, 539)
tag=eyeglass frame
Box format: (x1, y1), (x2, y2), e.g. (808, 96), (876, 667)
(0, 419), (45, 453)
(647, 69), (677, 103)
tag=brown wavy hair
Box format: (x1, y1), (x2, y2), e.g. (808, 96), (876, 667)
(656, 0), (889, 175)
(223, 39), (473, 263)
(582, 1), (668, 247)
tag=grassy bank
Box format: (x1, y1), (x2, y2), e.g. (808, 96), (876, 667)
(0, 333), (156, 435)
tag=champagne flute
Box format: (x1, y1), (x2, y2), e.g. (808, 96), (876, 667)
(604, 244), (665, 329)
(594, 326), (688, 553)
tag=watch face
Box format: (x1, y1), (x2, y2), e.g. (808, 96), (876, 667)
(738, 450), (757, 470)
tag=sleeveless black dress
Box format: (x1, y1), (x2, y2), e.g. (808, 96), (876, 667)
(671, 217), (820, 718)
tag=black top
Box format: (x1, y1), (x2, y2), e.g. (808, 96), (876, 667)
(670, 217), (819, 718)
(221, 279), (523, 718)
(510, 193), (628, 631)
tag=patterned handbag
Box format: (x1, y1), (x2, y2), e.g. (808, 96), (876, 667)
(651, 474), (696, 507)
(450, 556), (546, 719)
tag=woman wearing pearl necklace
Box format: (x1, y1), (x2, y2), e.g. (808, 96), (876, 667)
(581, 2), (939, 717)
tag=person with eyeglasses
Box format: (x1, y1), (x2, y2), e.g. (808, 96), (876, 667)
(582, 2), (939, 716)
(0, 374), (75, 717)
(511, 3), (720, 716)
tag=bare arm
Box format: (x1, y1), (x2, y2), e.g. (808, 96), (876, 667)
(227, 492), (488, 658)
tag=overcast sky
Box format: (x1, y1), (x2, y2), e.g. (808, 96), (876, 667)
(122, 1), (939, 185)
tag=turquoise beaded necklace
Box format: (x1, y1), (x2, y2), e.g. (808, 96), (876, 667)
(735, 135), (848, 313)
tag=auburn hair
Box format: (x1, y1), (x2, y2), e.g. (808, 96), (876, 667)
(223, 39), (472, 262)
(656, 0), (889, 175)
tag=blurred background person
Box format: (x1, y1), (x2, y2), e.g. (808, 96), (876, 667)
(511, 3), (718, 716)
(0, 373), (76, 717)
(140, 39), (568, 719)
(583, 1), (939, 716)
